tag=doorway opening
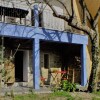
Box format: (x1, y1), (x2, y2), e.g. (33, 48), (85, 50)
(15, 51), (23, 82)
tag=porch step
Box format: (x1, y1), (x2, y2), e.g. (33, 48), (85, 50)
(76, 85), (88, 91)
(13, 82), (28, 87)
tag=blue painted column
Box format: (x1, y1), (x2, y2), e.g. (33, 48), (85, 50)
(34, 5), (39, 27)
(33, 38), (40, 89)
(81, 44), (87, 86)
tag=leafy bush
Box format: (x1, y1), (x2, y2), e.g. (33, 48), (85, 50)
(61, 80), (76, 92)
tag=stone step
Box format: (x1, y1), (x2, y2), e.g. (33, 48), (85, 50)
(13, 82), (28, 87)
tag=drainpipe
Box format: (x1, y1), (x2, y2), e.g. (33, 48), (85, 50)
(34, 4), (39, 27)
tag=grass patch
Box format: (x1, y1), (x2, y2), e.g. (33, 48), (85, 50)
(4, 91), (100, 100)
(92, 97), (100, 100)
(14, 93), (37, 100)
(93, 91), (100, 96)
(92, 91), (100, 100)
(52, 91), (74, 100)
(50, 91), (73, 97)
(14, 91), (74, 100)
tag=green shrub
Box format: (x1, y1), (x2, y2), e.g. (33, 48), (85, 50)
(61, 80), (76, 92)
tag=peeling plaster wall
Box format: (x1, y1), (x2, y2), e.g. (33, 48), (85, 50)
(39, 1), (64, 31)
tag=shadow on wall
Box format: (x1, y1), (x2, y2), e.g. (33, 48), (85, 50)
(0, 23), (81, 44)
(39, 28), (73, 43)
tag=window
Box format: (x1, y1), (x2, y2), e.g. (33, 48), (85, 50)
(44, 54), (49, 69)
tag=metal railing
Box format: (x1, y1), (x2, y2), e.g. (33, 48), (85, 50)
(0, 1), (77, 32)
(0, 5), (33, 26)
(0, 4), (73, 32)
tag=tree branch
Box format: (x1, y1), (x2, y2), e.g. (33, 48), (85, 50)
(79, 0), (93, 25)
(44, 0), (94, 37)
(79, 0), (95, 30)
(68, 21), (94, 40)
(44, 0), (70, 21)
(79, 0), (86, 24)
(93, 7), (100, 28)
(57, 0), (71, 16)
(71, 0), (74, 19)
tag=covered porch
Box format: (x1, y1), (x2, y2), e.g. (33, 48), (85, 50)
(0, 24), (88, 90)
(40, 41), (81, 87)
(0, 5), (88, 90)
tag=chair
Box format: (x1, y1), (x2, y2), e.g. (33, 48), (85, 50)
(40, 76), (46, 87)
(67, 67), (74, 83)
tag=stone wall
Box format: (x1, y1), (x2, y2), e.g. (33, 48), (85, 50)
(40, 51), (62, 68)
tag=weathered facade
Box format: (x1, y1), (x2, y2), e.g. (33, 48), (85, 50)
(0, 0), (89, 89)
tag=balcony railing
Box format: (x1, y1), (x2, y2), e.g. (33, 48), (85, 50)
(0, 4), (69, 32)
(0, 6), (34, 26)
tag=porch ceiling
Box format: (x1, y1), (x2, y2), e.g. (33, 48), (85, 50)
(3, 37), (33, 50)
(40, 40), (81, 55)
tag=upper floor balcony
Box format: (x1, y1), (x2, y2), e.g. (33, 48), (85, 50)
(0, 2), (67, 31)
(0, 0), (83, 40)
(0, 5), (34, 26)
